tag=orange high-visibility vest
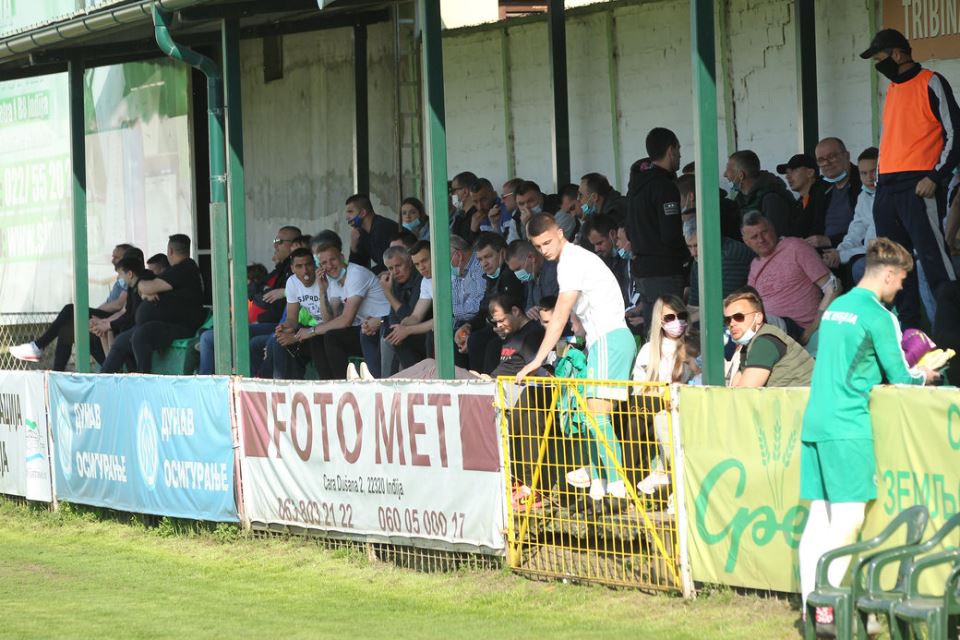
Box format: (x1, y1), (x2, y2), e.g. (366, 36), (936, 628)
(879, 68), (945, 175)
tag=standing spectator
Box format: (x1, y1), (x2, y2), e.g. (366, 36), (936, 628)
(862, 28), (959, 328)
(808, 137), (862, 249)
(311, 240), (390, 378)
(505, 239), (559, 316)
(449, 234), (486, 325)
(399, 197), (430, 240)
(10, 243), (134, 368)
(725, 150), (797, 239)
(370, 246), (423, 376)
(346, 193), (398, 275)
(823, 147), (879, 283)
(776, 153), (825, 239)
(742, 213), (840, 344)
(626, 127), (689, 330)
(683, 216), (754, 318)
(268, 248), (323, 380)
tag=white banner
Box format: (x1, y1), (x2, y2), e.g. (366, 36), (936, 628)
(0, 370), (52, 501)
(235, 379), (506, 553)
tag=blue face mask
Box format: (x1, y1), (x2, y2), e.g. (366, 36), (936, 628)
(862, 185), (876, 196)
(486, 267), (501, 280)
(348, 214), (363, 228)
(313, 255), (321, 268)
(531, 206), (543, 215)
(580, 202), (595, 216)
(329, 266), (346, 283)
(616, 247), (633, 260)
(514, 268), (533, 283)
(823, 170), (848, 184)
(402, 220), (421, 232)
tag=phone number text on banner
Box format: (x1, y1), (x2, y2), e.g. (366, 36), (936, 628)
(236, 379), (505, 552)
(49, 373), (238, 522)
(0, 371), (52, 502)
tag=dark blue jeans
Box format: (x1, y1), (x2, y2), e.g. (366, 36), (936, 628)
(198, 323), (276, 375)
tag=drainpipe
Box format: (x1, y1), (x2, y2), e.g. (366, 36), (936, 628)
(154, 6), (233, 375)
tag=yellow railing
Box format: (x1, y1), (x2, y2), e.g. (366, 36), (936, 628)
(496, 376), (681, 591)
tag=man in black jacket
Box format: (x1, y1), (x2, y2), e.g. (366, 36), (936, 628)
(808, 137), (862, 249)
(346, 193), (398, 275)
(625, 127), (689, 329)
(97, 254), (154, 373)
(725, 149), (797, 238)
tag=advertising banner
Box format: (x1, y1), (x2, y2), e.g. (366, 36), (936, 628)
(0, 370), (52, 501)
(49, 373), (237, 522)
(236, 379), (506, 552)
(882, 0), (960, 61)
(681, 386), (960, 593)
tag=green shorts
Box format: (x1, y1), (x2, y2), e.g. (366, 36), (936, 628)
(584, 328), (636, 401)
(800, 439), (877, 503)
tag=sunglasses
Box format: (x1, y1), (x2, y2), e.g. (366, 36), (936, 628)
(662, 312), (688, 323)
(723, 311), (757, 325)
(273, 238), (293, 245)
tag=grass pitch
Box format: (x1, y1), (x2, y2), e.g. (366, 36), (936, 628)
(0, 499), (799, 639)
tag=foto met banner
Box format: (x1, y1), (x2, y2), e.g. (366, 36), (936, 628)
(49, 373), (238, 522)
(236, 379), (506, 552)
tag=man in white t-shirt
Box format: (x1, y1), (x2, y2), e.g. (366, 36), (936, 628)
(268, 247), (324, 379)
(310, 240), (390, 378)
(517, 214), (637, 511)
(385, 240), (434, 368)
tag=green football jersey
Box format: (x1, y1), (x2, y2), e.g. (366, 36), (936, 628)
(802, 287), (924, 442)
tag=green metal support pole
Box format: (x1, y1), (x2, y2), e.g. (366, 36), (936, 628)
(547, 0), (570, 190)
(354, 22), (370, 194)
(691, 0), (724, 386)
(223, 18), (250, 376)
(418, 0), (453, 380)
(154, 7), (232, 375)
(68, 57), (90, 373)
(794, 0), (819, 156)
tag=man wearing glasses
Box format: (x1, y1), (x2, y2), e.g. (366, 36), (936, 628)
(722, 287), (813, 387)
(805, 137), (862, 251)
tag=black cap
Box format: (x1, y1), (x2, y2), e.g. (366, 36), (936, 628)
(860, 29), (911, 59)
(776, 153), (817, 175)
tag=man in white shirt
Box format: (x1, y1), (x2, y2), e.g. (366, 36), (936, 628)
(310, 240), (390, 378)
(517, 214), (637, 511)
(269, 247), (324, 380)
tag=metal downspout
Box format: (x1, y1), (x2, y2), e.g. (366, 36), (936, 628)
(154, 6), (232, 375)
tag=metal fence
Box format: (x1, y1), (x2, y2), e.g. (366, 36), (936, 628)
(0, 313), (58, 371)
(496, 376), (684, 593)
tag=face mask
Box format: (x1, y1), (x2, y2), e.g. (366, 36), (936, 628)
(862, 185), (876, 196)
(514, 268), (533, 283)
(531, 206), (543, 215)
(663, 319), (687, 339)
(875, 56), (900, 81)
(313, 255), (321, 268)
(402, 220), (421, 232)
(485, 267), (501, 280)
(731, 316), (759, 345)
(328, 266), (346, 283)
(348, 214), (363, 228)
(452, 193), (462, 210)
(616, 247), (633, 260)
(580, 202), (595, 216)
(823, 170), (848, 184)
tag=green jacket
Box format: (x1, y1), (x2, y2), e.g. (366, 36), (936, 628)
(802, 287), (923, 442)
(554, 347), (587, 436)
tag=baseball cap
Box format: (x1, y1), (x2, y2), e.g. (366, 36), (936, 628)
(860, 29), (911, 59)
(776, 153), (817, 175)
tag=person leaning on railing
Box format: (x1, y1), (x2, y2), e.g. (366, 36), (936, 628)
(723, 286), (814, 388)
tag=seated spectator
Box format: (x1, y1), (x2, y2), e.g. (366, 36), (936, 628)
(516, 180), (576, 241)
(102, 234), (205, 374)
(147, 253), (171, 275)
(369, 246), (423, 376)
(578, 172), (625, 226)
(267, 248), (324, 380)
(246, 263), (268, 299)
(776, 153), (824, 239)
(505, 239), (559, 317)
(723, 287), (814, 387)
(581, 214), (632, 306)
(311, 240), (391, 378)
(388, 228), (419, 250)
(489, 293), (547, 378)
(455, 232), (524, 373)
(449, 170), (479, 244)
(742, 212), (841, 344)
(385, 240), (434, 367)
(558, 183), (581, 236)
(346, 193), (397, 274)
(676, 172), (742, 241)
(823, 147), (879, 283)
(807, 137), (861, 249)
(501, 177), (525, 239)
(399, 196), (430, 240)
(469, 178), (514, 240)
(682, 216), (754, 320)
(450, 234), (486, 325)
(10, 243), (135, 369)
(97, 254), (155, 372)
(725, 149), (797, 239)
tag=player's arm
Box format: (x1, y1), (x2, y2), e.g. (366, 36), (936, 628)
(873, 314), (929, 385)
(515, 290), (577, 382)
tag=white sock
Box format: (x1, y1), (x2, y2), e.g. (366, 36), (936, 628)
(589, 478), (606, 500)
(606, 480), (626, 499)
(799, 500), (866, 610)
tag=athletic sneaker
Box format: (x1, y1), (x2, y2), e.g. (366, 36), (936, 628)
(9, 342), (41, 363)
(358, 362), (374, 381)
(565, 467), (591, 489)
(345, 362), (360, 381)
(637, 470), (671, 495)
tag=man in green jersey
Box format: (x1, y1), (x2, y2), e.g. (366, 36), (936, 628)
(798, 238), (939, 616)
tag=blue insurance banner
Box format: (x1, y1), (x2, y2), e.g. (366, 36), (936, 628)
(49, 373), (238, 522)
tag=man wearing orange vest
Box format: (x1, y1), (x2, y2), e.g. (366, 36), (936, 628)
(861, 29), (959, 329)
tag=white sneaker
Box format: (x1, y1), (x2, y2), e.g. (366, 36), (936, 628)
(9, 342), (41, 363)
(666, 492), (675, 516)
(637, 470), (671, 495)
(565, 467), (591, 489)
(589, 478), (607, 501)
(358, 362), (374, 381)
(345, 362), (359, 381)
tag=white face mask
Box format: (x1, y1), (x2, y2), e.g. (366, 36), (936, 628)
(732, 316), (759, 345)
(452, 193), (462, 210)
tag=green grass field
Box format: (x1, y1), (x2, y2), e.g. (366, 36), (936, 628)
(0, 499), (800, 639)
